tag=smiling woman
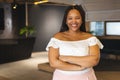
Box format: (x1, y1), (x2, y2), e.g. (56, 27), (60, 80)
(46, 5), (103, 80)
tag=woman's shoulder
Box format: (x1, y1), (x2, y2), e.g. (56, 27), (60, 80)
(52, 32), (95, 40)
(81, 32), (94, 39)
(53, 32), (64, 40)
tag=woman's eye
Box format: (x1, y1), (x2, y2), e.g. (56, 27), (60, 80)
(67, 18), (72, 20)
(76, 17), (80, 19)
(67, 17), (80, 20)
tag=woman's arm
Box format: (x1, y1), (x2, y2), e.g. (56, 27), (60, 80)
(48, 47), (86, 71)
(59, 44), (100, 68)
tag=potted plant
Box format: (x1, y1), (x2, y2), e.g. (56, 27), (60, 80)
(19, 25), (35, 38)
(18, 25), (36, 60)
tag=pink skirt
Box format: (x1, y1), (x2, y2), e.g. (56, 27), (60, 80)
(52, 68), (97, 80)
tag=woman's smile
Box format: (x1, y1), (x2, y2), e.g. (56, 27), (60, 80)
(66, 9), (82, 32)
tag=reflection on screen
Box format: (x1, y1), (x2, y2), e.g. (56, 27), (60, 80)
(106, 22), (120, 35)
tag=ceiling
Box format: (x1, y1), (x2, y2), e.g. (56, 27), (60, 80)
(83, 0), (120, 11)
(0, 0), (120, 12)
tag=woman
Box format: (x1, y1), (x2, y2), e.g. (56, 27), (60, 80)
(46, 5), (103, 80)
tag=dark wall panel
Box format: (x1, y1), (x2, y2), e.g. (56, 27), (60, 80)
(12, 4), (25, 37)
(29, 5), (67, 51)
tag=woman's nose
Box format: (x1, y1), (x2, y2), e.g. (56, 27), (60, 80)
(72, 19), (77, 23)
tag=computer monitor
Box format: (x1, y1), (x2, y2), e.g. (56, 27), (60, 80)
(0, 8), (4, 30)
(105, 21), (120, 36)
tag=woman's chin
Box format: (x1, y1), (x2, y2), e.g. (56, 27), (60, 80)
(71, 28), (79, 31)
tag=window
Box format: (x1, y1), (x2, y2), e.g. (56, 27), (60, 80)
(90, 22), (104, 36)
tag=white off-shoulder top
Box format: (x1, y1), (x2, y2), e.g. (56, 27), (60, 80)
(46, 36), (103, 75)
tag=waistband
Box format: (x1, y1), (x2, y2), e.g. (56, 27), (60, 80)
(55, 68), (92, 75)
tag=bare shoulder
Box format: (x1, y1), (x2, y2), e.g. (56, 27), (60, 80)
(82, 32), (94, 39)
(53, 32), (64, 39)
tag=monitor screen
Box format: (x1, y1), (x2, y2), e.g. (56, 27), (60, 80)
(105, 21), (120, 35)
(0, 8), (4, 30)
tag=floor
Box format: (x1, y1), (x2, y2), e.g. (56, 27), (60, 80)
(0, 52), (52, 80)
(0, 51), (120, 80)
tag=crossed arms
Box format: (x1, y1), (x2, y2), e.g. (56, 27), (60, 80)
(48, 44), (100, 71)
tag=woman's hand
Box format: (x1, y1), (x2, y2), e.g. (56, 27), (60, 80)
(59, 56), (67, 62)
(49, 47), (86, 71)
(59, 56), (79, 65)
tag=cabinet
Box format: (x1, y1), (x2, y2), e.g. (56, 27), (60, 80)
(0, 37), (35, 64)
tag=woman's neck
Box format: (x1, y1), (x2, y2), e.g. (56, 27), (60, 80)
(67, 30), (82, 36)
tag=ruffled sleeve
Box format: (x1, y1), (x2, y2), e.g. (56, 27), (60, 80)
(46, 38), (59, 51)
(88, 37), (104, 49)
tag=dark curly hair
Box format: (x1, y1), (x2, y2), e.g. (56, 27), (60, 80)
(60, 5), (86, 32)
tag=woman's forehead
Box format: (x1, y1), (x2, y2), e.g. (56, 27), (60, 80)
(67, 9), (81, 15)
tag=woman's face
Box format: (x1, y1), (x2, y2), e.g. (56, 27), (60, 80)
(66, 9), (82, 32)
